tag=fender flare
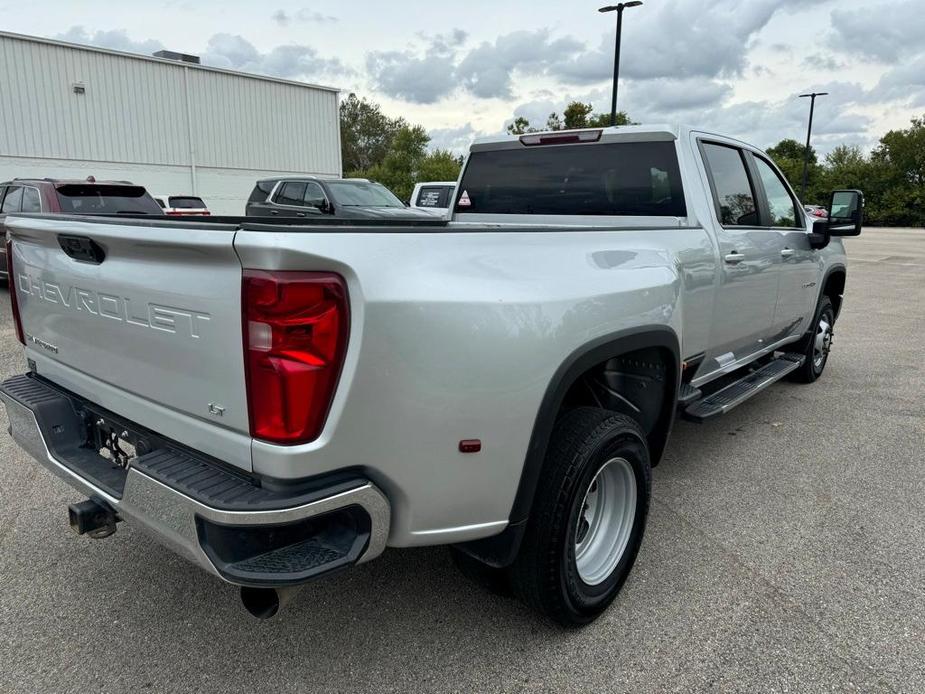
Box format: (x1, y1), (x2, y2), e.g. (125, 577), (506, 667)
(820, 264), (847, 320)
(456, 325), (680, 567)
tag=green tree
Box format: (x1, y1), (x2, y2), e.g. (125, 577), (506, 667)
(766, 138), (819, 197)
(417, 149), (463, 183)
(563, 102), (593, 129)
(356, 126), (462, 202)
(868, 115), (925, 226)
(361, 125), (429, 201)
(505, 104), (632, 134)
(340, 93), (407, 173)
(545, 112), (564, 131)
(506, 116), (534, 135)
(587, 111), (632, 127)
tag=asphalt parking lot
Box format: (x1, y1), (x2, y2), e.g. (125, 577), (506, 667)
(0, 228), (922, 693)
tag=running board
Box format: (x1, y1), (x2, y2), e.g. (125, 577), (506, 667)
(682, 353), (804, 422)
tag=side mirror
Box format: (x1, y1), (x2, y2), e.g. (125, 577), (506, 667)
(307, 198), (328, 212)
(825, 189), (863, 237)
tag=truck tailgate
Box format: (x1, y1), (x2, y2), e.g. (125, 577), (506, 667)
(6, 216), (251, 454)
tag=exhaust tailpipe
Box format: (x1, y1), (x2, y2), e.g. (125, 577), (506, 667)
(240, 585), (304, 619)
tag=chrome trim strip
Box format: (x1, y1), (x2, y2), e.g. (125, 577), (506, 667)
(1, 391), (391, 579)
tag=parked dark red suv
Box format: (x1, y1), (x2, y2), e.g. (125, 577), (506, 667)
(0, 176), (163, 281)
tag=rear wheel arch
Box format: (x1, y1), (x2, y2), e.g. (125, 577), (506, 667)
(822, 266), (846, 319)
(455, 326), (679, 567)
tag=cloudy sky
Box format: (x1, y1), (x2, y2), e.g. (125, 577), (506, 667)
(3, 0), (922, 155)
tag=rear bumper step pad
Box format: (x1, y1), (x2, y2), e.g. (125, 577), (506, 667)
(0, 373), (390, 586)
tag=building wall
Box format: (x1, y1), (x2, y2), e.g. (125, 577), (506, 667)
(0, 32), (341, 215)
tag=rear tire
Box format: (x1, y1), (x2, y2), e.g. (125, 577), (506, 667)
(791, 296), (834, 383)
(509, 407), (651, 626)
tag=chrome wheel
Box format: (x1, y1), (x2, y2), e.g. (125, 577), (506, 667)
(574, 457), (637, 586)
(813, 317), (833, 370)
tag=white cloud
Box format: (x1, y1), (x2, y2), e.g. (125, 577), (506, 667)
(428, 123), (481, 154)
(201, 33), (352, 79)
(272, 9), (339, 26)
(829, 0), (925, 62)
(56, 27), (163, 55)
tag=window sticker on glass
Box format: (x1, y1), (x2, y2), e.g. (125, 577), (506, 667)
(458, 190), (471, 206)
(420, 190), (442, 207)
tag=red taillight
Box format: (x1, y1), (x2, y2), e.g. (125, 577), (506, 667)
(242, 270), (349, 445)
(6, 238), (24, 345)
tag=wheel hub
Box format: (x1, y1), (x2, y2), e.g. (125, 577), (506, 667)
(813, 318), (832, 368)
(574, 457), (637, 586)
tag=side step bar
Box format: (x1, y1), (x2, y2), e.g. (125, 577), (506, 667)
(683, 353), (804, 422)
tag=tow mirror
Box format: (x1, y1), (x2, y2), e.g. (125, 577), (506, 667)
(826, 189), (863, 237)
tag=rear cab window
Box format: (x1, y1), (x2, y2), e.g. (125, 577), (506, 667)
(454, 140), (686, 218)
(55, 185), (164, 215)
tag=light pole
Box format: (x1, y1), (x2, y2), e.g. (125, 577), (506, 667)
(599, 2), (642, 127)
(798, 91), (828, 200)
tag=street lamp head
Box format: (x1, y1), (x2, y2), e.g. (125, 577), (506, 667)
(799, 92), (829, 98)
(599, 1), (642, 12)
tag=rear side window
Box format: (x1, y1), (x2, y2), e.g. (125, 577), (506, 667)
(701, 143), (759, 226)
(1, 186), (23, 213)
(168, 196), (206, 209)
(248, 181), (275, 204)
(417, 186), (452, 208)
(55, 185), (164, 215)
(276, 182), (307, 206)
(21, 187), (41, 212)
(454, 142), (686, 216)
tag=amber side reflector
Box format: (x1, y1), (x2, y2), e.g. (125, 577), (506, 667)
(459, 439), (482, 453)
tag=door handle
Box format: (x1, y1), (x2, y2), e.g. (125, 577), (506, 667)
(269, 209), (279, 215)
(296, 212), (306, 217)
(780, 248), (795, 258)
(724, 252), (745, 264)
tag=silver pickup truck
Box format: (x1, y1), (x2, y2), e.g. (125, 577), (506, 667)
(1, 125), (863, 626)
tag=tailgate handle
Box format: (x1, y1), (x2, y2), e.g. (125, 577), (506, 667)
(58, 235), (106, 264)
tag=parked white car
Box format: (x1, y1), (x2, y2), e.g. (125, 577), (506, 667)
(409, 181), (456, 215)
(153, 194), (210, 216)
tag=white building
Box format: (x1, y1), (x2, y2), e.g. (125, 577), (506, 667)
(0, 32), (341, 215)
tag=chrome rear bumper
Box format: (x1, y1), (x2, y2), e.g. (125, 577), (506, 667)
(1, 373), (390, 586)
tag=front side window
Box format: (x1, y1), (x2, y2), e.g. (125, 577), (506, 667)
(21, 187), (41, 212)
(1, 186), (23, 213)
(276, 182), (307, 206)
(754, 157), (799, 227)
(303, 182), (326, 207)
(454, 141), (686, 216)
(702, 143), (759, 226)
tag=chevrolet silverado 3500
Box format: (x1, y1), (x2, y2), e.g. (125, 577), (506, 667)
(1, 126), (863, 625)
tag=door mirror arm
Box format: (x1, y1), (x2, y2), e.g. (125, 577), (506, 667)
(808, 226), (830, 250)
